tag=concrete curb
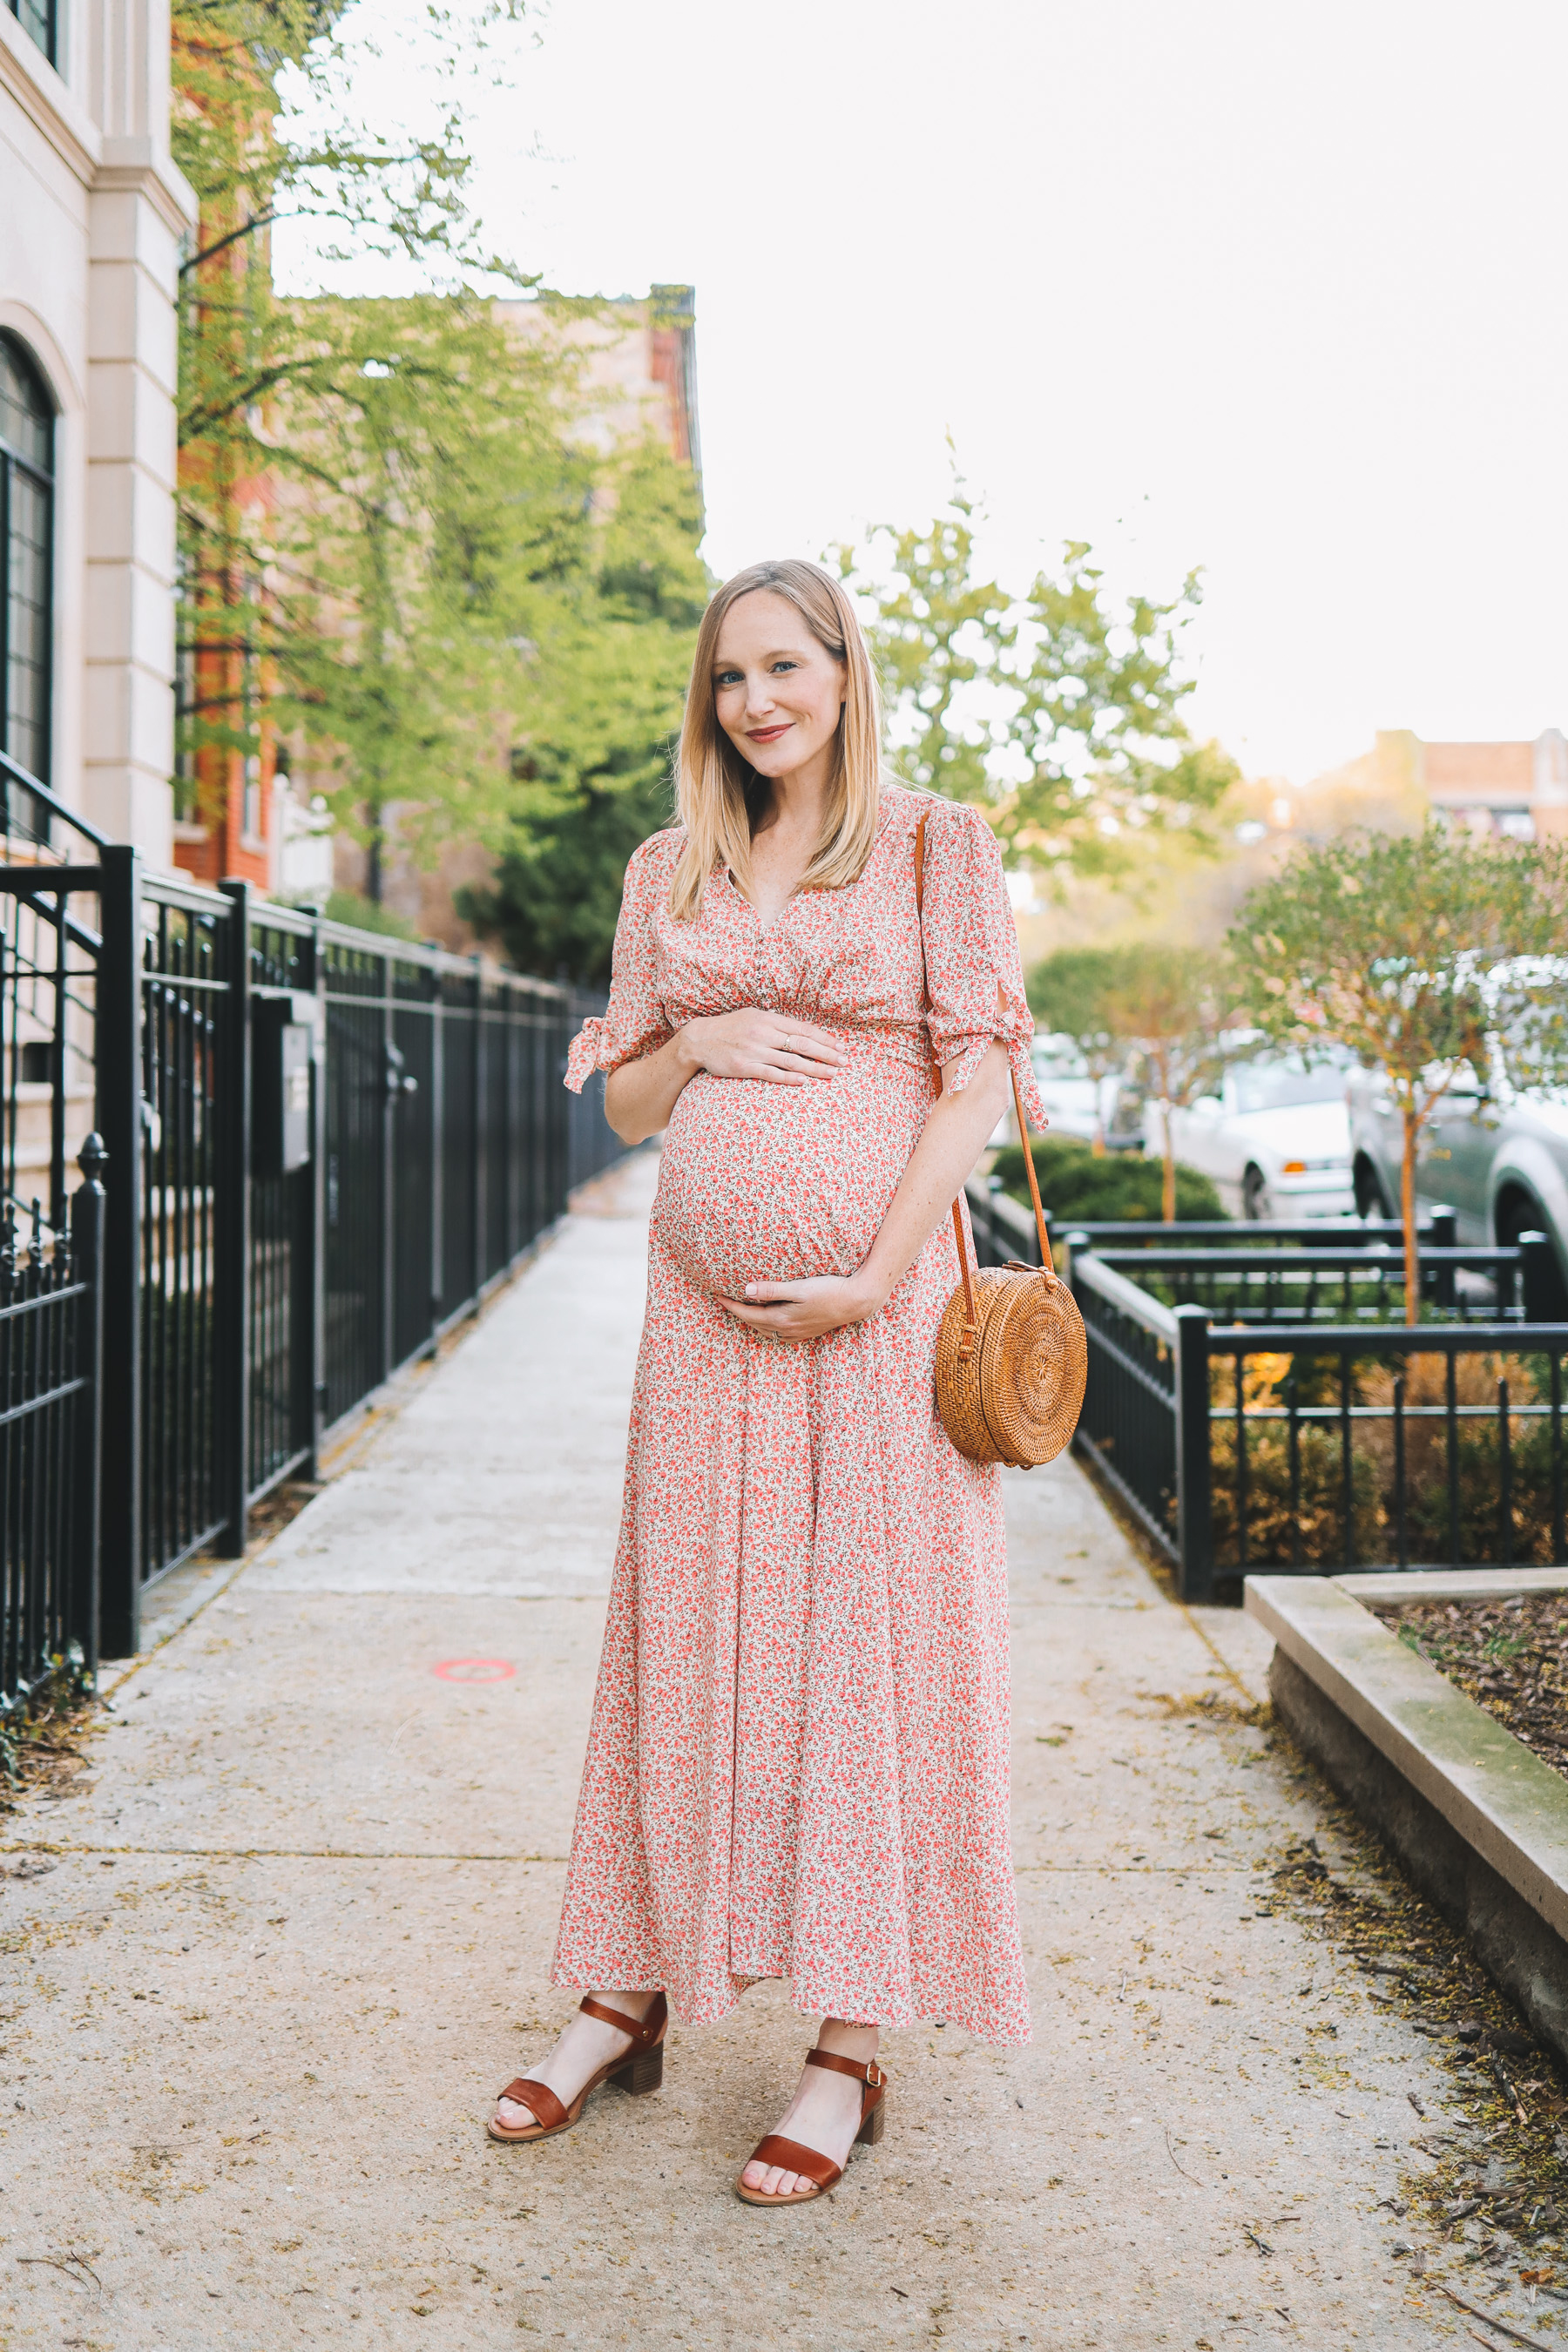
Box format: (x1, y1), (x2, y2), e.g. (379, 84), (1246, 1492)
(1245, 1570), (1568, 2062)
(1338, 1567), (1568, 1605)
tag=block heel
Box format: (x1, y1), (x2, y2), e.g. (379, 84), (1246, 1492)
(735, 2048), (889, 2207)
(489, 1991), (667, 2144)
(610, 2044), (664, 2096)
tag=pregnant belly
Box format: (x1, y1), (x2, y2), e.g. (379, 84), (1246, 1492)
(652, 1067), (926, 1296)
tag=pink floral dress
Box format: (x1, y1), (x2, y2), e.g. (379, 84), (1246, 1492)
(557, 783), (1045, 2044)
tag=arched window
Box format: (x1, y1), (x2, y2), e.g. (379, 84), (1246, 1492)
(0, 334), (55, 790)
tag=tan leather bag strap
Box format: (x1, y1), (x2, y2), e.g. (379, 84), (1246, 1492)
(914, 809), (1055, 1287)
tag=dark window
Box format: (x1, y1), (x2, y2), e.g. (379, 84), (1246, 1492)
(0, 334), (55, 790)
(4, 0), (58, 67)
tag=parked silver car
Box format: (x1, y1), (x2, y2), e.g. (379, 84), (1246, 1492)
(1348, 1068), (1568, 1293)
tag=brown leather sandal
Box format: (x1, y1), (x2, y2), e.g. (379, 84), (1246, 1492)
(487, 1992), (667, 2144)
(734, 2047), (888, 2207)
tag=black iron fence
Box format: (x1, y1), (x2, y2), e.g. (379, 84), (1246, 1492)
(964, 1179), (1568, 1600)
(0, 750), (622, 1686)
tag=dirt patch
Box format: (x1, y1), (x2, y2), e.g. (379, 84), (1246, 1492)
(1, 1669), (100, 1815)
(1149, 1687), (1273, 1730)
(1370, 1592), (1568, 1779)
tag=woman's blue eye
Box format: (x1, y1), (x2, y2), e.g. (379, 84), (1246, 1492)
(714, 669), (742, 686)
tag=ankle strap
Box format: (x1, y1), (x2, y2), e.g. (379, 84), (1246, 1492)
(579, 1990), (666, 2049)
(806, 2045), (886, 2089)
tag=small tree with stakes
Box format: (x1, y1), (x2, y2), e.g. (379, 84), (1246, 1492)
(1098, 947), (1232, 1222)
(1231, 826), (1568, 1321)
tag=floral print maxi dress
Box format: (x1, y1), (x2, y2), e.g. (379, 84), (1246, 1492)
(556, 784), (1046, 2044)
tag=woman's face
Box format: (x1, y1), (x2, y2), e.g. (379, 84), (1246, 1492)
(712, 591), (846, 787)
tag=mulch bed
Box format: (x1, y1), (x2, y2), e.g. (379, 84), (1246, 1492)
(1370, 1592), (1568, 1779)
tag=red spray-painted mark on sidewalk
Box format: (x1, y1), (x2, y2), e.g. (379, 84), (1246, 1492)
(430, 1659), (517, 1684)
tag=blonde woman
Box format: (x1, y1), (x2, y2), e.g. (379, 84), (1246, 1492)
(489, 558), (1045, 2207)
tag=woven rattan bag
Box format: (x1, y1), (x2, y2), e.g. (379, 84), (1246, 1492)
(915, 811), (1088, 1469)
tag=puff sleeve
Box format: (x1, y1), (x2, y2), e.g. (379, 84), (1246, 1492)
(564, 835), (675, 1094)
(920, 800), (1048, 1132)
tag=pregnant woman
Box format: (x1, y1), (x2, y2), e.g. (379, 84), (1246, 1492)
(489, 558), (1045, 2206)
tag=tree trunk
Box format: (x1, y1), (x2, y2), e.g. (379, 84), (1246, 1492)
(366, 809), (383, 906)
(1401, 1108), (1421, 1324)
(1161, 1104), (1176, 1223)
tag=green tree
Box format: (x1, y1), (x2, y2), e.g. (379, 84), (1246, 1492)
(269, 294), (591, 891)
(456, 436), (709, 982)
(172, 0), (566, 882)
(1231, 828), (1568, 1318)
(1026, 947), (1126, 1154)
(836, 478), (1240, 874)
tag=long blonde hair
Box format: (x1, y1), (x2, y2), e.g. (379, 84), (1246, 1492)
(669, 558), (882, 921)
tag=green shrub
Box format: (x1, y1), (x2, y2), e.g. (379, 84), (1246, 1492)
(990, 1135), (1225, 1225)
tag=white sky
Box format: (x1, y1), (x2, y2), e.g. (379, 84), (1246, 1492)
(279, 0), (1568, 787)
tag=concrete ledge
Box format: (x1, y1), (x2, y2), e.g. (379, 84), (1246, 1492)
(1246, 1571), (1568, 2061)
(1338, 1568), (1568, 1605)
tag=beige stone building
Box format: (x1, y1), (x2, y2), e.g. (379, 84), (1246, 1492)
(493, 284), (701, 484)
(1315, 729), (1568, 842)
(1, 0), (194, 862)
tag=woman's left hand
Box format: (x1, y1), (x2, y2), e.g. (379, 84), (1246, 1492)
(718, 1274), (884, 1341)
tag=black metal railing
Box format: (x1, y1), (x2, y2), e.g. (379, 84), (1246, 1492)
(1032, 1206), (1568, 1600)
(1200, 1324), (1568, 1585)
(969, 1179), (1469, 1270)
(0, 1157), (103, 1703)
(0, 771), (624, 1671)
(1083, 1241), (1556, 1326)
(962, 1184), (1568, 1597)
(1068, 1248), (1186, 1568)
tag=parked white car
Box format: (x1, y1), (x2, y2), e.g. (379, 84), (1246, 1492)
(992, 1034), (1121, 1146)
(1142, 1054), (1355, 1220)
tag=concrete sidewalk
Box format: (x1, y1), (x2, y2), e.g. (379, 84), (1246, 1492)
(0, 1156), (1485, 2347)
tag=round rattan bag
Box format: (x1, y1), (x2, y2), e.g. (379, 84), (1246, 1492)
(934, 1252), (1087, 1469)
(914, 808), (1087, 1469)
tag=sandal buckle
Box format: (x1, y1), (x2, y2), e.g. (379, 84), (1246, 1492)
(865, 2062), (884, 2088)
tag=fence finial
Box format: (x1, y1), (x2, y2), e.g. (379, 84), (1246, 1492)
(77, 1132), (107, 1186)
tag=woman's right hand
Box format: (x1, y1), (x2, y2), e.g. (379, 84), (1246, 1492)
(681, 1010), (846, 1085)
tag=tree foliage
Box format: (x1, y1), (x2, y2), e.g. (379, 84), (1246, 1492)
(456, 437), (710, 981)
(171, 0), (705, 932)
(1097, 947), (1235, 1221)
(267, 294), (593, 885)
(1231, 827), (1568, 1317)
(836, 480), (1240, 875)
(1028, 943), (1232, 1211)
(1026, 947), (1126, 1154)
